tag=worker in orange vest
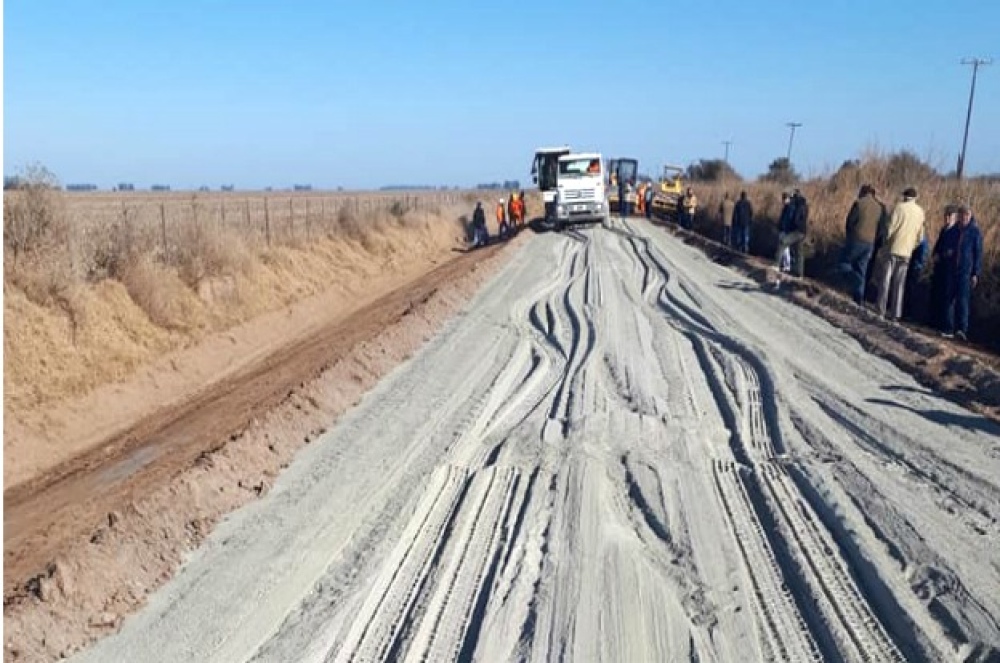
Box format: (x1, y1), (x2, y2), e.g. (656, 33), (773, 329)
(514, 193), (525, 227)
(496, 199), (508, 238)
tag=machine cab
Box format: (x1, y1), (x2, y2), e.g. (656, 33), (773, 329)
(608, 158), (638, 189)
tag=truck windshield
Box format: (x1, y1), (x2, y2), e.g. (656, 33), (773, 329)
(559, 158), (602, 178)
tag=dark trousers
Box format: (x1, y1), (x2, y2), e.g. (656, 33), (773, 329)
(734, 223), (751, 253)
(931, 271), (948, 329)
(722, 225), (732, 246)
(837, 240), (873, 304)
(944, 275), (972, 334)
(645, 199), (652, 219)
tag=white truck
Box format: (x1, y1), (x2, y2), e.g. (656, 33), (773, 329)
(552, 152), (608, 229)
(531, 147), (608, 230)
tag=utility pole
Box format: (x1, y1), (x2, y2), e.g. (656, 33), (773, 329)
(957, 57), (992, 180)
(722, 140), (733, 188)
(785, 122), (802, 162)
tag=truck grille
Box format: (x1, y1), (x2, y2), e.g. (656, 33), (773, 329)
(562, 189), (595, 201)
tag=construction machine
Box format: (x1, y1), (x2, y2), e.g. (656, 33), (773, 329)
(606, 158), (638, 214)
(650, 164), (685, 222)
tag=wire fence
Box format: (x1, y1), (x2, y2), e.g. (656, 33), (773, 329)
(65, 191), (471, 253)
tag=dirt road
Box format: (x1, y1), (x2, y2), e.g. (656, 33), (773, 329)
(73, 219), (1000, 662)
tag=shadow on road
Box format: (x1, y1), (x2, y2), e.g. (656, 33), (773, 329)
(865, 397), (1000, 437)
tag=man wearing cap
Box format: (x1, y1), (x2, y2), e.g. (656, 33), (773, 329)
(942, 204), (983, 340)
(839, 184), (888, 305)
(876, 187), (925, 320)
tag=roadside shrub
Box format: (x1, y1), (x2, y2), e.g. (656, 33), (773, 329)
(3, 164), (68, 272)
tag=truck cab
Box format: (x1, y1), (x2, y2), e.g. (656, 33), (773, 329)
(531, 146), (572, 222)
(552, 152), (608, 229)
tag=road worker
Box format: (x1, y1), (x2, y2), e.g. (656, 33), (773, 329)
(472, 201), (488, 247)
(496, 199), (508, 238)
(513, 192), (525, 228)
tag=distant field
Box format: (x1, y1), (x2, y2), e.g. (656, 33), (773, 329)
(58, 189), (475, 250)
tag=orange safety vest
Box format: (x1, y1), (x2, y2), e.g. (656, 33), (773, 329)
(496, 203), (505, 223)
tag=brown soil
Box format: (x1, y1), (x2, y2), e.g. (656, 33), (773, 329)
(2, 236), (518, 662)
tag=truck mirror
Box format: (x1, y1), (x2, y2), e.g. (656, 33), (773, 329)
(532, 175), (538, 184)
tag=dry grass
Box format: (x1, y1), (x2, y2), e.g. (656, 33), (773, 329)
(688, 153), (999, 347)
(3, 190), (471, 413)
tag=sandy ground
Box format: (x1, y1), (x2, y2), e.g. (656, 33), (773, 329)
(58, 219), (1000, 662)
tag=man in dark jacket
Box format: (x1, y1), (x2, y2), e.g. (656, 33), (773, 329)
(471, 201), (488, 247)
(838, 185), (888, 305)
(733, 191), (753, 253)
(775, 190), (808, 281)
(932, 205), (960, 331)
(942, 205), (983, 340)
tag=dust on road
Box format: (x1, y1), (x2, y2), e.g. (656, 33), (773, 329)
(73, 220), (1000, 662)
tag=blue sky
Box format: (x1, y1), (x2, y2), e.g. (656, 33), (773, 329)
(4, 0), (999, 190)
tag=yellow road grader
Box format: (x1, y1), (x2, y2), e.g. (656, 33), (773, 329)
(650, 164), (685, 222)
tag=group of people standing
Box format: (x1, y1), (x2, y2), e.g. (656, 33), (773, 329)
(470, 192), (526, 248)
(838, 185), (983, 340)
(709, 183), (984, 340)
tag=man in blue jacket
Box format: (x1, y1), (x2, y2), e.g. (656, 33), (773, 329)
(931, 205), (959, 330)
(942, 204), (983, 340)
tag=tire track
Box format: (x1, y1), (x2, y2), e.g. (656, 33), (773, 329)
(611, 223), (911, 661)
(333, 466), (470, 663)
(807, 388), (1000, 538)
(331, 467), (524, 663)
(711, 460), (822, 662)
(404, 467), (520, 662)
(759, 463), (906, 662)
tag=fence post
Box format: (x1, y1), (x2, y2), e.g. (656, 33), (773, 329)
(264, 197), (271, 246)
(160, 202), (168, 260)
(221, 200), (226, 229)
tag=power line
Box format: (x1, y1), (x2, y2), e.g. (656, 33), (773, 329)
(957, 56), (993, 180)
(785, 122), (802, 162)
